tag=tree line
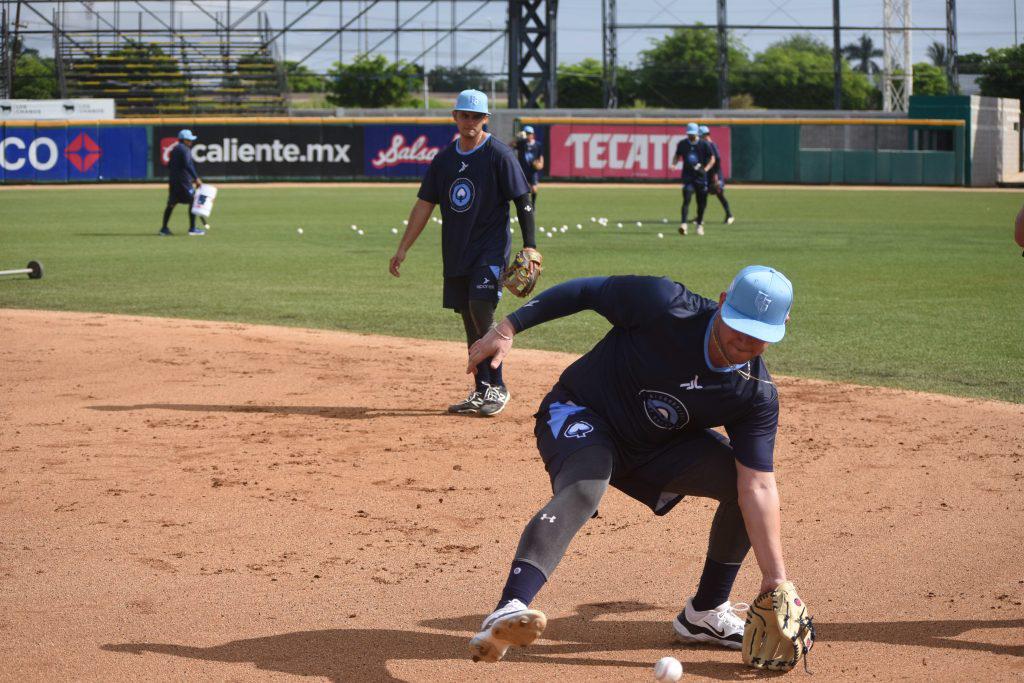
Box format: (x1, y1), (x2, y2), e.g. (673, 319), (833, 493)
(6, 31), (1022, 109)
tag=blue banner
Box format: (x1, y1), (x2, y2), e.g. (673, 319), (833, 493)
(0, 124), (148, 182)
(362, 124), (458, 178)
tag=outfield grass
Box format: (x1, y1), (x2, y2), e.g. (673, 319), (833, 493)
(1, 184), (1021, 402)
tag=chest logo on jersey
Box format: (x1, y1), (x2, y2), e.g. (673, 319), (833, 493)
(449, 177), (475, 213)
(564, 421), (594, 438)
(638, 389), (690, 430)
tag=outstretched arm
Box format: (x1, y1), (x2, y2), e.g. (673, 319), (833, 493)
(389, 199), (435, 277)
(736, 461), (787, 594)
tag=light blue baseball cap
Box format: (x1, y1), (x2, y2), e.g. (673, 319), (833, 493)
(454, 89), (490, 115)
(720, 265), (793, 343)
(177, 129), (197, 141)
(698, 125), (710, 135)
(522, 125), (534, 134)
(686, 122), (699, 135)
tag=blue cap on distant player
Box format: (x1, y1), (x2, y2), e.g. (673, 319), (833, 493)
(522, 125), (534, 134)
(454, 89), (490, 115)
(698, 125), (710, 135)
(720, 265), (793, 343)
(686, 122), (699, 135)
(177, 129), (197, 141)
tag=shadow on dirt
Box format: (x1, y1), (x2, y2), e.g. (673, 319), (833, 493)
(89, 403), (443, 419)
(101, 601), (1023, 682)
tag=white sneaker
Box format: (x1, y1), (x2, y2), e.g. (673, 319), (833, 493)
(673, 598), (747, 650)
(725, 216), (735, 225)
(678, 223), (688, 236)
(696, 223), (705, 236)
(469, 599), (547, 663)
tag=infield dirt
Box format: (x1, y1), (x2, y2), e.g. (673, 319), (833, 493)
(1, 310), (1022, 681)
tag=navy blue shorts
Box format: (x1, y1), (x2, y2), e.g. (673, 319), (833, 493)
(527, 172), (540, 187)
(167, 185), (194, 205)
(534, 385), (734, 516)
(682, 178), (708, 194)
(443, 263), (504, 311)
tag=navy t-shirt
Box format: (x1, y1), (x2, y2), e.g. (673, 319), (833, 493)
(707, 140), (723, 176)
(168, 142), (199, 197)
(418, 135), (531, 277)
(674, 138), (713, 182)
(509, 276), (780, 472)
(516, 139), (543, 178)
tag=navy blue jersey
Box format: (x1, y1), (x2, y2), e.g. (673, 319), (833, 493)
(168, 142), (199, 192)
(675, 138), (713, 182)
(516, 138), (543, 178)
(706, 140), (723, 176)
(418, 135), (531, 277)
(509, 276), (779, 471)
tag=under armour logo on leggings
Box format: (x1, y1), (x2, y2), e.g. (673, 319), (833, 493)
(540, 514), (557, 523)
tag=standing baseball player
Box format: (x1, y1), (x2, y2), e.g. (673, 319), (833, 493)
(700, 125), (734, 225)
(389, 89), (539, 417)
(159, 129), (205, 237)
(672, 122), (714, 236)
(515, 125), (544, 209)
(464, 265), (814, 671)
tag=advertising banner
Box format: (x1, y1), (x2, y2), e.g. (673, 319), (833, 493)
(547, 124), (731, 180)
(0, 123), (147, 182)
(0, 99), (116, 121)
(362, 124), (458, 177)
(153, 123), (362, 179)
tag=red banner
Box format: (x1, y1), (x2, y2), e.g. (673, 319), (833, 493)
(548, 124), (731, 180)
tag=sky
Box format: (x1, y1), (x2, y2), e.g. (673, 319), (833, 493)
(16, 0), (1020, 76)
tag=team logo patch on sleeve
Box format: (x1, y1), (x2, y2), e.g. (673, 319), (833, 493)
(564, 421), (594, 438)
(638, 390), (690, 430)
(449, 177), (475, 213)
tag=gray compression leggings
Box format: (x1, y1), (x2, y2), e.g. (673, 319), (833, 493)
(514, 444), (750, 578)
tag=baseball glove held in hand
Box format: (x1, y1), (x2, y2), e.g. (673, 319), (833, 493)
(503, 248), (543, 297)
(742, 581), (815, 672)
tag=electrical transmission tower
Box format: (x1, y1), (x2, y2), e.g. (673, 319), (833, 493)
(882, 0), (912, 112)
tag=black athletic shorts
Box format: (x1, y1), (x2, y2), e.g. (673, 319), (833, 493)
(534, 384), (735, 516)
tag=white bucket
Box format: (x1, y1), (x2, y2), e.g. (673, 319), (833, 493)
(191, 184), (218, 218)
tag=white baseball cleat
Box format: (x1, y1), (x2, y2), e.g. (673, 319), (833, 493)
(696, 223), (705, 236)
(725, 216), (735, 225)
(673, 598), (747, 650)
(678, 223), (688, 236)
(469, 599), (547, 663)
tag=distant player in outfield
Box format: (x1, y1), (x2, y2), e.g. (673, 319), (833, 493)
(1015, 203), (1024, 256)
(700, 125), (734, 225)
(514, 125), (544, 208)
(672, 122), (713, 236)
(463, 266), (810, 668)
(159, 129), (205, 237)
(389, 89), (538, 417)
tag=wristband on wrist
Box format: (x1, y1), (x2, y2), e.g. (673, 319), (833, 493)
(490, 323), (513, 341)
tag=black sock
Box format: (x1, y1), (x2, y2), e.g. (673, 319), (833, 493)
(692, 557), (742, 611)
(497, 560), (547, 610)
(718, 192), (732, 216)
(161, 204), (174, 229)
(189, 212), (196, 230)
(491, 361), (503, 388)
(474, 360), (492, 391)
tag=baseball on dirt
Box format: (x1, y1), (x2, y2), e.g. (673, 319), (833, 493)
(654, 656), (683, 682)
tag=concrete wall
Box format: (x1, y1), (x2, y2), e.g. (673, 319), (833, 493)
(969, 96), (1023, 186)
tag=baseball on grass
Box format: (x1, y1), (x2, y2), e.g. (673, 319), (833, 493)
(654, 656), (683, 682)
(391, 228), (398, 234)
(658, 232), (664, 238)
(296, 228), (303, 235)
(357, 229), (364, 235)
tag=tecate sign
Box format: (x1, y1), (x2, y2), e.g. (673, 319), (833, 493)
(548, 124), (731, 179)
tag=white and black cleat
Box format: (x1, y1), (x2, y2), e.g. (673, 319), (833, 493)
(673, 598), (747, 650)
(469, 599), (547, 663)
